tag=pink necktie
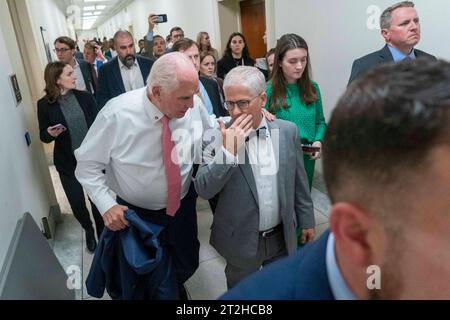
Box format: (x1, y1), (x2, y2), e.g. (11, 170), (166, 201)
(161, 116), (181, 216)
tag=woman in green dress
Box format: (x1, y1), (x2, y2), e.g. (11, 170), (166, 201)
(265, 33), (326, 190)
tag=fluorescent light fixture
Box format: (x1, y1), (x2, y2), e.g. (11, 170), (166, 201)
(96, 5), (106, 10)
(83, 12), (93, 16)
(84, 6), (95, 11)
(93, 11), (101, 15)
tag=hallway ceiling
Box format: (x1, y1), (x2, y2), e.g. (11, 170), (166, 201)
(58, 0), (131, 30)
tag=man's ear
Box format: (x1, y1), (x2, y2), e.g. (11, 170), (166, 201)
(260, 92), (267, 108)
(152, 86), (162, 102)
(329, 202), (375, 268)
(381, 29), (390, 42)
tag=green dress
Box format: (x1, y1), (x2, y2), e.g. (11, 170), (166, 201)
(265, 82), (327, 189)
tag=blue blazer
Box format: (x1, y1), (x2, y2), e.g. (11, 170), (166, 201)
(86, 209), (171, 300)
(77, 58), (95, 95)
(348, 45), (436, 85)
(96, 55), (154, 108)
(221, 230), (334, 300)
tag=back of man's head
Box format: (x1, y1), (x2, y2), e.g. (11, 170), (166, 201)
(324, 58), (450, 221)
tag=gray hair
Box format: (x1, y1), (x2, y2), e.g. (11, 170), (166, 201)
(223, 66), (266, 96)
(147, 52), (194, 93)
(380, 1), (415, 29)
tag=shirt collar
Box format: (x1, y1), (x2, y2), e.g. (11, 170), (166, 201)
(118, 56), (139, 69)
(142, 88), (164, 123)
(387, 45), (416, 62)
(326, 233), (358, 300)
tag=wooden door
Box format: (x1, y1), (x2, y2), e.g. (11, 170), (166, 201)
(240, 0), (266, 59)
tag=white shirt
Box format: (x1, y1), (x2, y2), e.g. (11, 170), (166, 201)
(118, 57), (145, 92)
(326, 233), (357, 300)
(73, 59), (87, 92)
(74, 87), (212, 215)
(222, 118), (280, 231)
(247, 118), (280, 231)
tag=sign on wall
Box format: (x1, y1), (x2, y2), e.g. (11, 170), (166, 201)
(9, 74), (22, 107)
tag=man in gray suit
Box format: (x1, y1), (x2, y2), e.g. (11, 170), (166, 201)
(348, 1), (435, 84)
(194, 66), (315, 288)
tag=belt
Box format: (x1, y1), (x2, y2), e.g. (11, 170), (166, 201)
(259, 223), (283, 238)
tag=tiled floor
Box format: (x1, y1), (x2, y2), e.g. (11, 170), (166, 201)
(50, 165), (331, 300)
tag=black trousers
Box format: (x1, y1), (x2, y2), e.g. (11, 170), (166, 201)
(58, 172), (104, 235)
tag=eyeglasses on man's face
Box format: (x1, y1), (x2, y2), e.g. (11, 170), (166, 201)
(54, 47), (71, 53)
(223, 94), (261, 111)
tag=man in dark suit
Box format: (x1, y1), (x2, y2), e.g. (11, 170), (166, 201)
(195, 66), (315, 288)
(96, 30), (154, 108)
(222, 58), (450, 300)
(54, 36), (94, 94)
(348, 1), (435, 84)
(83, 41), (108, 95)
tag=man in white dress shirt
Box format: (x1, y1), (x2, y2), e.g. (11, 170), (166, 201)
(75, 52), (211, 299)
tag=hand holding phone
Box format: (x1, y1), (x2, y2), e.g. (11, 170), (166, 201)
(301, 144), (320, 153)
(47, 124), (66, 138)
(50, 124), (66, 131)
(155, 14), (167, 23)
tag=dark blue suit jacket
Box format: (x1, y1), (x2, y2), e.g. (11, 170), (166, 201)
(77, 58), (94, 95)
(86, 209), (174, 300)
(96, 56), (154, 108)
(348, 45), (436, 85)
(221, 230), (334, 300)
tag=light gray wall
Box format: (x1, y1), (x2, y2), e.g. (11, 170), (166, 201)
(96, 0), (220, 51)
(274, 0), (450, 122)
(0, 0), (68, 268)
(217, 0), (241, 55)
(26, 0), (70, 67)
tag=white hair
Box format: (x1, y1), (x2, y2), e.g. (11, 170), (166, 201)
(147, 52), (195, 93)
(223, 66), (266, 96)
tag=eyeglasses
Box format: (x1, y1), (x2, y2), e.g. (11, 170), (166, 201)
(53, 48), (71, 53)
(223, 94), (261, 110)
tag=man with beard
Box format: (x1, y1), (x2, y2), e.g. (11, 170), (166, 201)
(348, 1), (435, 84)
(221, 58), (450, 300)
(96, 30), (154, 108)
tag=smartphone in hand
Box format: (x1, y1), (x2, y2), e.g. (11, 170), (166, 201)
(301, 144), (320, 153)
(50, 124), (67, 131)
(155, 14), (168, 23)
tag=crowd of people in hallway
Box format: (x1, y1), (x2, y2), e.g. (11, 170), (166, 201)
(36, 1), (450, 300)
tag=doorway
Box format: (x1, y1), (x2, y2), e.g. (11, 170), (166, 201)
(240, 0), (266, 59)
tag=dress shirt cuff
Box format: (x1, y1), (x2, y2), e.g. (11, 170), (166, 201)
(221, 146), (238, 166)
(146, 31), (154, 42)
(96, 194), (118, 216)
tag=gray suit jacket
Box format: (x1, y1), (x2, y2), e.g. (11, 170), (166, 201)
(194, 119), (315, 269)
(348, 44), (436, 85)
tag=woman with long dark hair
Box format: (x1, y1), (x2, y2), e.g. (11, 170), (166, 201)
(266, 34), (326, 191)
(217, 32), (254, 79)
(37, 61), (104, 253)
